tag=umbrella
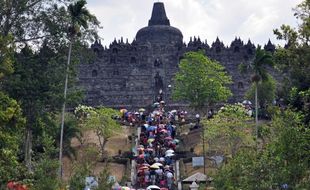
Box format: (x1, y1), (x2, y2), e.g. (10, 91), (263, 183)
(166, 172), (174, 178)
(160, 129), (168, 133)
(139, 166), (149, 170)
(172, 139), (180, 144)
(147, 138), (155, 143)
(165, 149), (175, 155)
(165, 153), (175, 157)
(150, 164), (160, 169)
(146, 185), (161, 190)
(139, 108), (146, 112)
(120, 109), (127, 113)
(164, 136), (173, 140)
(147, 126), (156, 131)
(242, 100), (252, 105)
(153, 102), (160, 107)
(170, 110), (177, 113)
(160, 100), (165, 104)
(153, 162), (163, 167)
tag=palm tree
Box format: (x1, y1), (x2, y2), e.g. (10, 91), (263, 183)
(251, 46), (274, 139)
(59, 0), (98, 179)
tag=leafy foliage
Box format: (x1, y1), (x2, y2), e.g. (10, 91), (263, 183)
(214, 109), (310, 190)
(203, 104), (254, 157)
(67, 0), (100, 39)
(0, 34), (14, 79)
(273, 0), (310, 124)
(0, 92), (26, 185)
(246, 74), (276, 109)
(251, 46), (274, 83)
(31, 133), (60, 190)
(75, 105), (121, 158)
(172, 51), (232, 111)
(0, 0), (100, 46)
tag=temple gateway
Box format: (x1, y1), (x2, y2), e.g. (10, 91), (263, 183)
(78, 2), (275, 108)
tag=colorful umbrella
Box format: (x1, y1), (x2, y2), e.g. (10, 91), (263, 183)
(139, 166), (149, 170)
(160, 129), (168, 133)
(150, 164), (160, 169)
(120, 109), (127, 113)
(153, 162), (163, 167)
(137, 147), (144, 151)
(141, 163), (150, 167)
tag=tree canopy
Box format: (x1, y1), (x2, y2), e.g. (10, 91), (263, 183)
(74, 105), (122, 158)
(203, 104), (254, 158)
(214, 108), (310, 190)
(172, 51), (232, 112)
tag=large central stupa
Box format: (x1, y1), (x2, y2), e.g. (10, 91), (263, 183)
(136, 2), (183, 45)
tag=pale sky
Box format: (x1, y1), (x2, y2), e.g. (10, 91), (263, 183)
(86, 0), (302, 47)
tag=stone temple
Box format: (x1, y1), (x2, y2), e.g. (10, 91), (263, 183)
(78, 2), (275, 108)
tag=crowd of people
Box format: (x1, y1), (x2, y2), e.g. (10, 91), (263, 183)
(134, 101), (180, 190)
(117, 95), (185, 190)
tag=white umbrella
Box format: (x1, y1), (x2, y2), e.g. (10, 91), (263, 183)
(146, 185), (161, 190)
(144, 124), (149, 128)
(166, 172), (174, 178)
(165, 149), (175, 155)
(242, 100), (252, 105)
(165, 153), (175, 157)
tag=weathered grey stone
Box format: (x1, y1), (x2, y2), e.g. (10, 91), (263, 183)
(78, 2), (277, 108)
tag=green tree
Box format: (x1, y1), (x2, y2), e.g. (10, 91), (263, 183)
(75, 105), (122, 159)
(0, 34), (14, 79)
(172, 51), (232, 114)
(31, 133), (60, 190)
(0, 92), (26, 186)
(3, 43), (84, 171)
(214, 148), (259, 190)
(173, 51), (232, 174)
(59, 0), (99, 178)
(203, 104), (254, 158)
(246, 74), (276, 116)
(0, 0), (98, 45)
(214, 108), (310, 190)
(273, 0), (310, 124)
(96, 168), (114, 190)
(241, 46), (274, 138)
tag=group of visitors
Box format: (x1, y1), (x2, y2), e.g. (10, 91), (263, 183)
(134, 101), (181, 190)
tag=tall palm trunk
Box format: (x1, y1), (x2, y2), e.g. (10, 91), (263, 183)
(255, 82), (258, 139)
(59, 40), (72, 179)
(25, 128), (32, 172)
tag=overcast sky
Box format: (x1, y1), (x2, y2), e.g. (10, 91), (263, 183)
(86, 0), (302, 47)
